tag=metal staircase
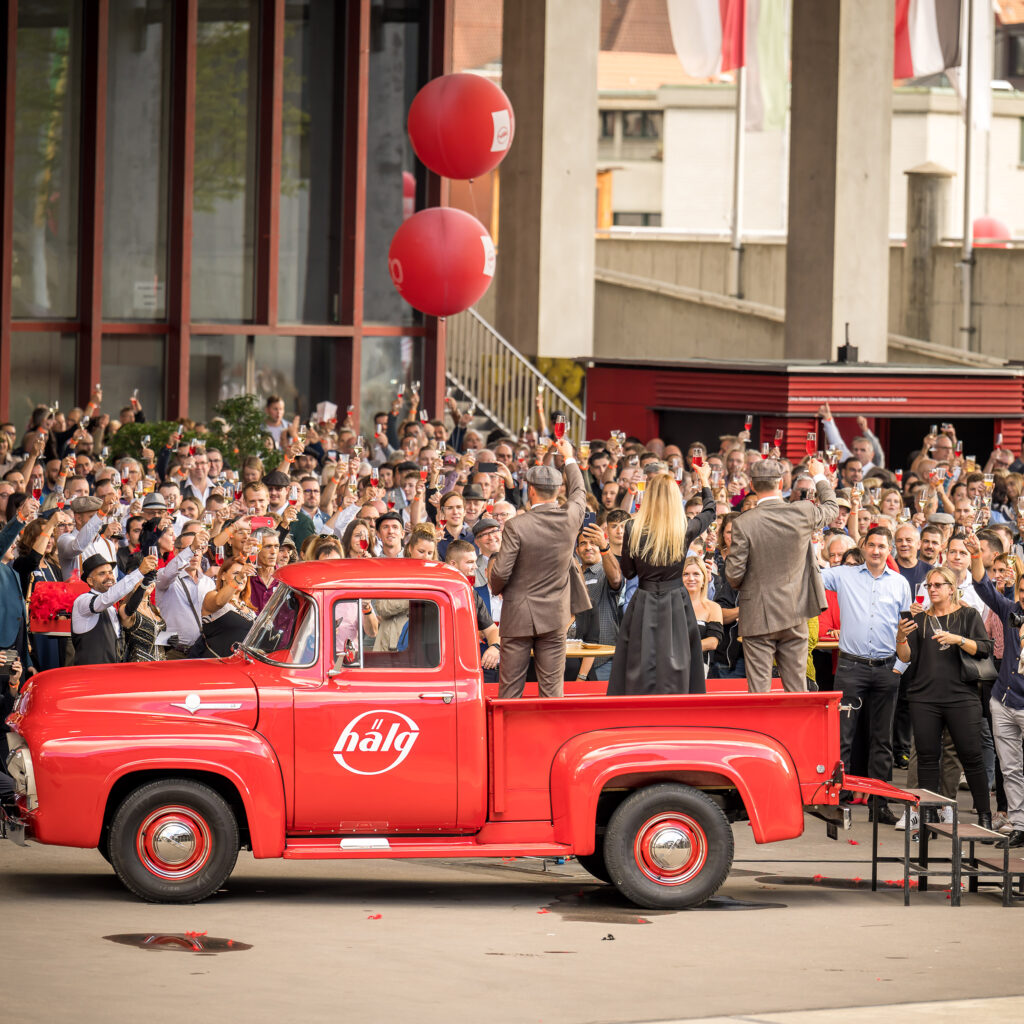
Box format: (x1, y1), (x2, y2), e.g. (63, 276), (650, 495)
(445, 308), (586, 440)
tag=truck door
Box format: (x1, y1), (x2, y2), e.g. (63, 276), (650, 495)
(293, 593), (459, 833)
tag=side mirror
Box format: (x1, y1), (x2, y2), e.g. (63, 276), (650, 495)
(343, 639), (357, 666)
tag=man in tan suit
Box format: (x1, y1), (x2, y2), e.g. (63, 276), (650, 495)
(488, 437), (588, 697)
(725, 457), (838, 693)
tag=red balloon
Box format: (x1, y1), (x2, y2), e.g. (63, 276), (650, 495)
(973, 216), (1011, 249)
(408, 73), (514, 180)
(388, 208), (496, 317)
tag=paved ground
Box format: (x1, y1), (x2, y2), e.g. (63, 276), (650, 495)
(2, 795), (1020, 1024)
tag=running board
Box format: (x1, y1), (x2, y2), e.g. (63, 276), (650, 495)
(283, 836), (573, 860)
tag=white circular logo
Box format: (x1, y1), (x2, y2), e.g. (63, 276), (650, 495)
(333, 710), (420, 775)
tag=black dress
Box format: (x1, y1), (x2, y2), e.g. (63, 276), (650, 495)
(607, 488), (717, 695)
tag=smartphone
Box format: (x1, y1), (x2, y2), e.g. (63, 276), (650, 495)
(249, 515), (274, 530)
(477, 461), (498, 474)
(582, 511), (597, 531)
(899, 610), (913, 622)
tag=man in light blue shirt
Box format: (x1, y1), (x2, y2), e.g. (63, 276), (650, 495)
(821, 526), (911, 820)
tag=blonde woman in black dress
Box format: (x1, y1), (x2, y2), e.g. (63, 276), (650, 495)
(608, 463), (715, 695)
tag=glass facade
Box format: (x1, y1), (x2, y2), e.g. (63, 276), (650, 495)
(0, 1), (443, 426)
(278, 0), (347, 324)
(191, 0), (260, 322)
(101, 336), (167, 421)
(364, 0), (429, 326)
(103, 0), (173, 320)
(9, 333), (78, 415)
(11, 1), (83, 319)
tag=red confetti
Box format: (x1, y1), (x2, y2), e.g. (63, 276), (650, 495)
(848, 839), (859, 845)
(536, 908), (549, 914)
(636, 918), (650, 924)
(367, 914), (382, 920)
(852, 876), (862, 883)
(227, 940), (234, 947)
(812, 874), (824, 882)
(909, 880), (919, 889)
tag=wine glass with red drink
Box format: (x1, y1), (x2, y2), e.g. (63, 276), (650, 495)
(553, 413), (566, 441)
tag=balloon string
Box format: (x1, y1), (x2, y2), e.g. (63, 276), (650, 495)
(467, 179), (480, 223)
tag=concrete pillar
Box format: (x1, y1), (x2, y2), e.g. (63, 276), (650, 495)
(495, 0), (599, 358)
(784, 0), (893, 362)
(903, 162), (954, 342)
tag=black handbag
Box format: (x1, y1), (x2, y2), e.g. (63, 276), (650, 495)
(959, 645), (997, 683)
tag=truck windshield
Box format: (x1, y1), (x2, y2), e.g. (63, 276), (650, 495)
(241, 585), (318, 666)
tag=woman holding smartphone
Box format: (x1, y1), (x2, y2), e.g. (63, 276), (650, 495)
(896, 564), (994, 828)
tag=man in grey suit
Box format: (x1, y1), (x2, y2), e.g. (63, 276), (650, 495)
(725, 457), (838, 693)
(488, 437), (589, 698)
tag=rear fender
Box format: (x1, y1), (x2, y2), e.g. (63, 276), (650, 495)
(30, 722), (286, 857)
(550, 727), (803, 852)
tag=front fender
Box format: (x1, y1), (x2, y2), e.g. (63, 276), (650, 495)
(550, 727), (803, 852)
(29, 720), (286, 858)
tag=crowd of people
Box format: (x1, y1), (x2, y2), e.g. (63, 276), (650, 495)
(2, 388), (1024, 849)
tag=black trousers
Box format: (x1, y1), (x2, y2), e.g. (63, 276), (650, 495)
(835, 657), (899, 786)
(910, 699), (991, 816)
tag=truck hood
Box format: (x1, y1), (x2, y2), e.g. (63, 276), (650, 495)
(16, 658), (259, 731)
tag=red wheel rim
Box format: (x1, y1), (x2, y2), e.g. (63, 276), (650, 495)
(136, 805), (212, 881)
(633, 811), (708, 886)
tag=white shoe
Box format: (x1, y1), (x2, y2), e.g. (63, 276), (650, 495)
(992, 811), (1010, 833)
(894, 809), (919, 831)
(940, 805), (954, 824)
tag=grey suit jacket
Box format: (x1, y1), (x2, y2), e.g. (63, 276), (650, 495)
(488, 461), (589, 637)
(724, 478), (839, 637)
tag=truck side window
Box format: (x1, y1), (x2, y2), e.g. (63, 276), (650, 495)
(333, 598), (441, 671)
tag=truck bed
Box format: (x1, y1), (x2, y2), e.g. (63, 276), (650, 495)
(485, 687), (843, 828)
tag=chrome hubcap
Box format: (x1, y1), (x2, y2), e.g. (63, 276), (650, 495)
(151, 822), (197, 865)
(647, 827), (692, 872)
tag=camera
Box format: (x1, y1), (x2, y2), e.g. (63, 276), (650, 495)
(0, 649), (21, 684)
(1009, 609), (1024, 630)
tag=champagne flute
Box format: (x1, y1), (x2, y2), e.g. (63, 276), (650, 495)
(553, 413), (566, 440)
(805, 432), (816, 456)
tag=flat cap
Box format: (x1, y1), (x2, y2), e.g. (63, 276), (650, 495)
(525, 464), (562, 488)
(462, 484), (486, 501)
(70, 495), (103, 513)
(141, 493), (168, 510)
(928, 512), (955, 525)
(835, 497), (852, 509)
(748, 458), (784, 482)
(472, 517), (500, 538)
(376, 510), (404, 529)
(262, 470), (291, 487)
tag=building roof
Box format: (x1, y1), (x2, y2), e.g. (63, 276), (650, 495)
(997, 1), (1024, 25)
(452, 0), (502, 74)
(601, 0), (676, 53)
(598, 50), (706, 91)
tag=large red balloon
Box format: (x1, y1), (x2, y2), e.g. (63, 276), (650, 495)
(973, 216), (1011, 249)
(388, 208), (496, 317)
(408, 73), (514, 180)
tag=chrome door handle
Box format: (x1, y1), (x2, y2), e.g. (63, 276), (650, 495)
(419, 692), (455, 704)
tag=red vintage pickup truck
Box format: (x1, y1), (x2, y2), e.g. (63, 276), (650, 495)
(3, 560), (868, 908)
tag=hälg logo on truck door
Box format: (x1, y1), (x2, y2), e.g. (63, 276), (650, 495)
(333, 710), (420, 775)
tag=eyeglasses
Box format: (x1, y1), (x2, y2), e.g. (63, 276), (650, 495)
(924, 582), (951, 589)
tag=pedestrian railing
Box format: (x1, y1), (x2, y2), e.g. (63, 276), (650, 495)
(445, 307), (586, 440)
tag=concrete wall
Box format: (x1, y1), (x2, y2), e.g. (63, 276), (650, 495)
(594, 234), (1024, 363)
(593, 275), (784, 361)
